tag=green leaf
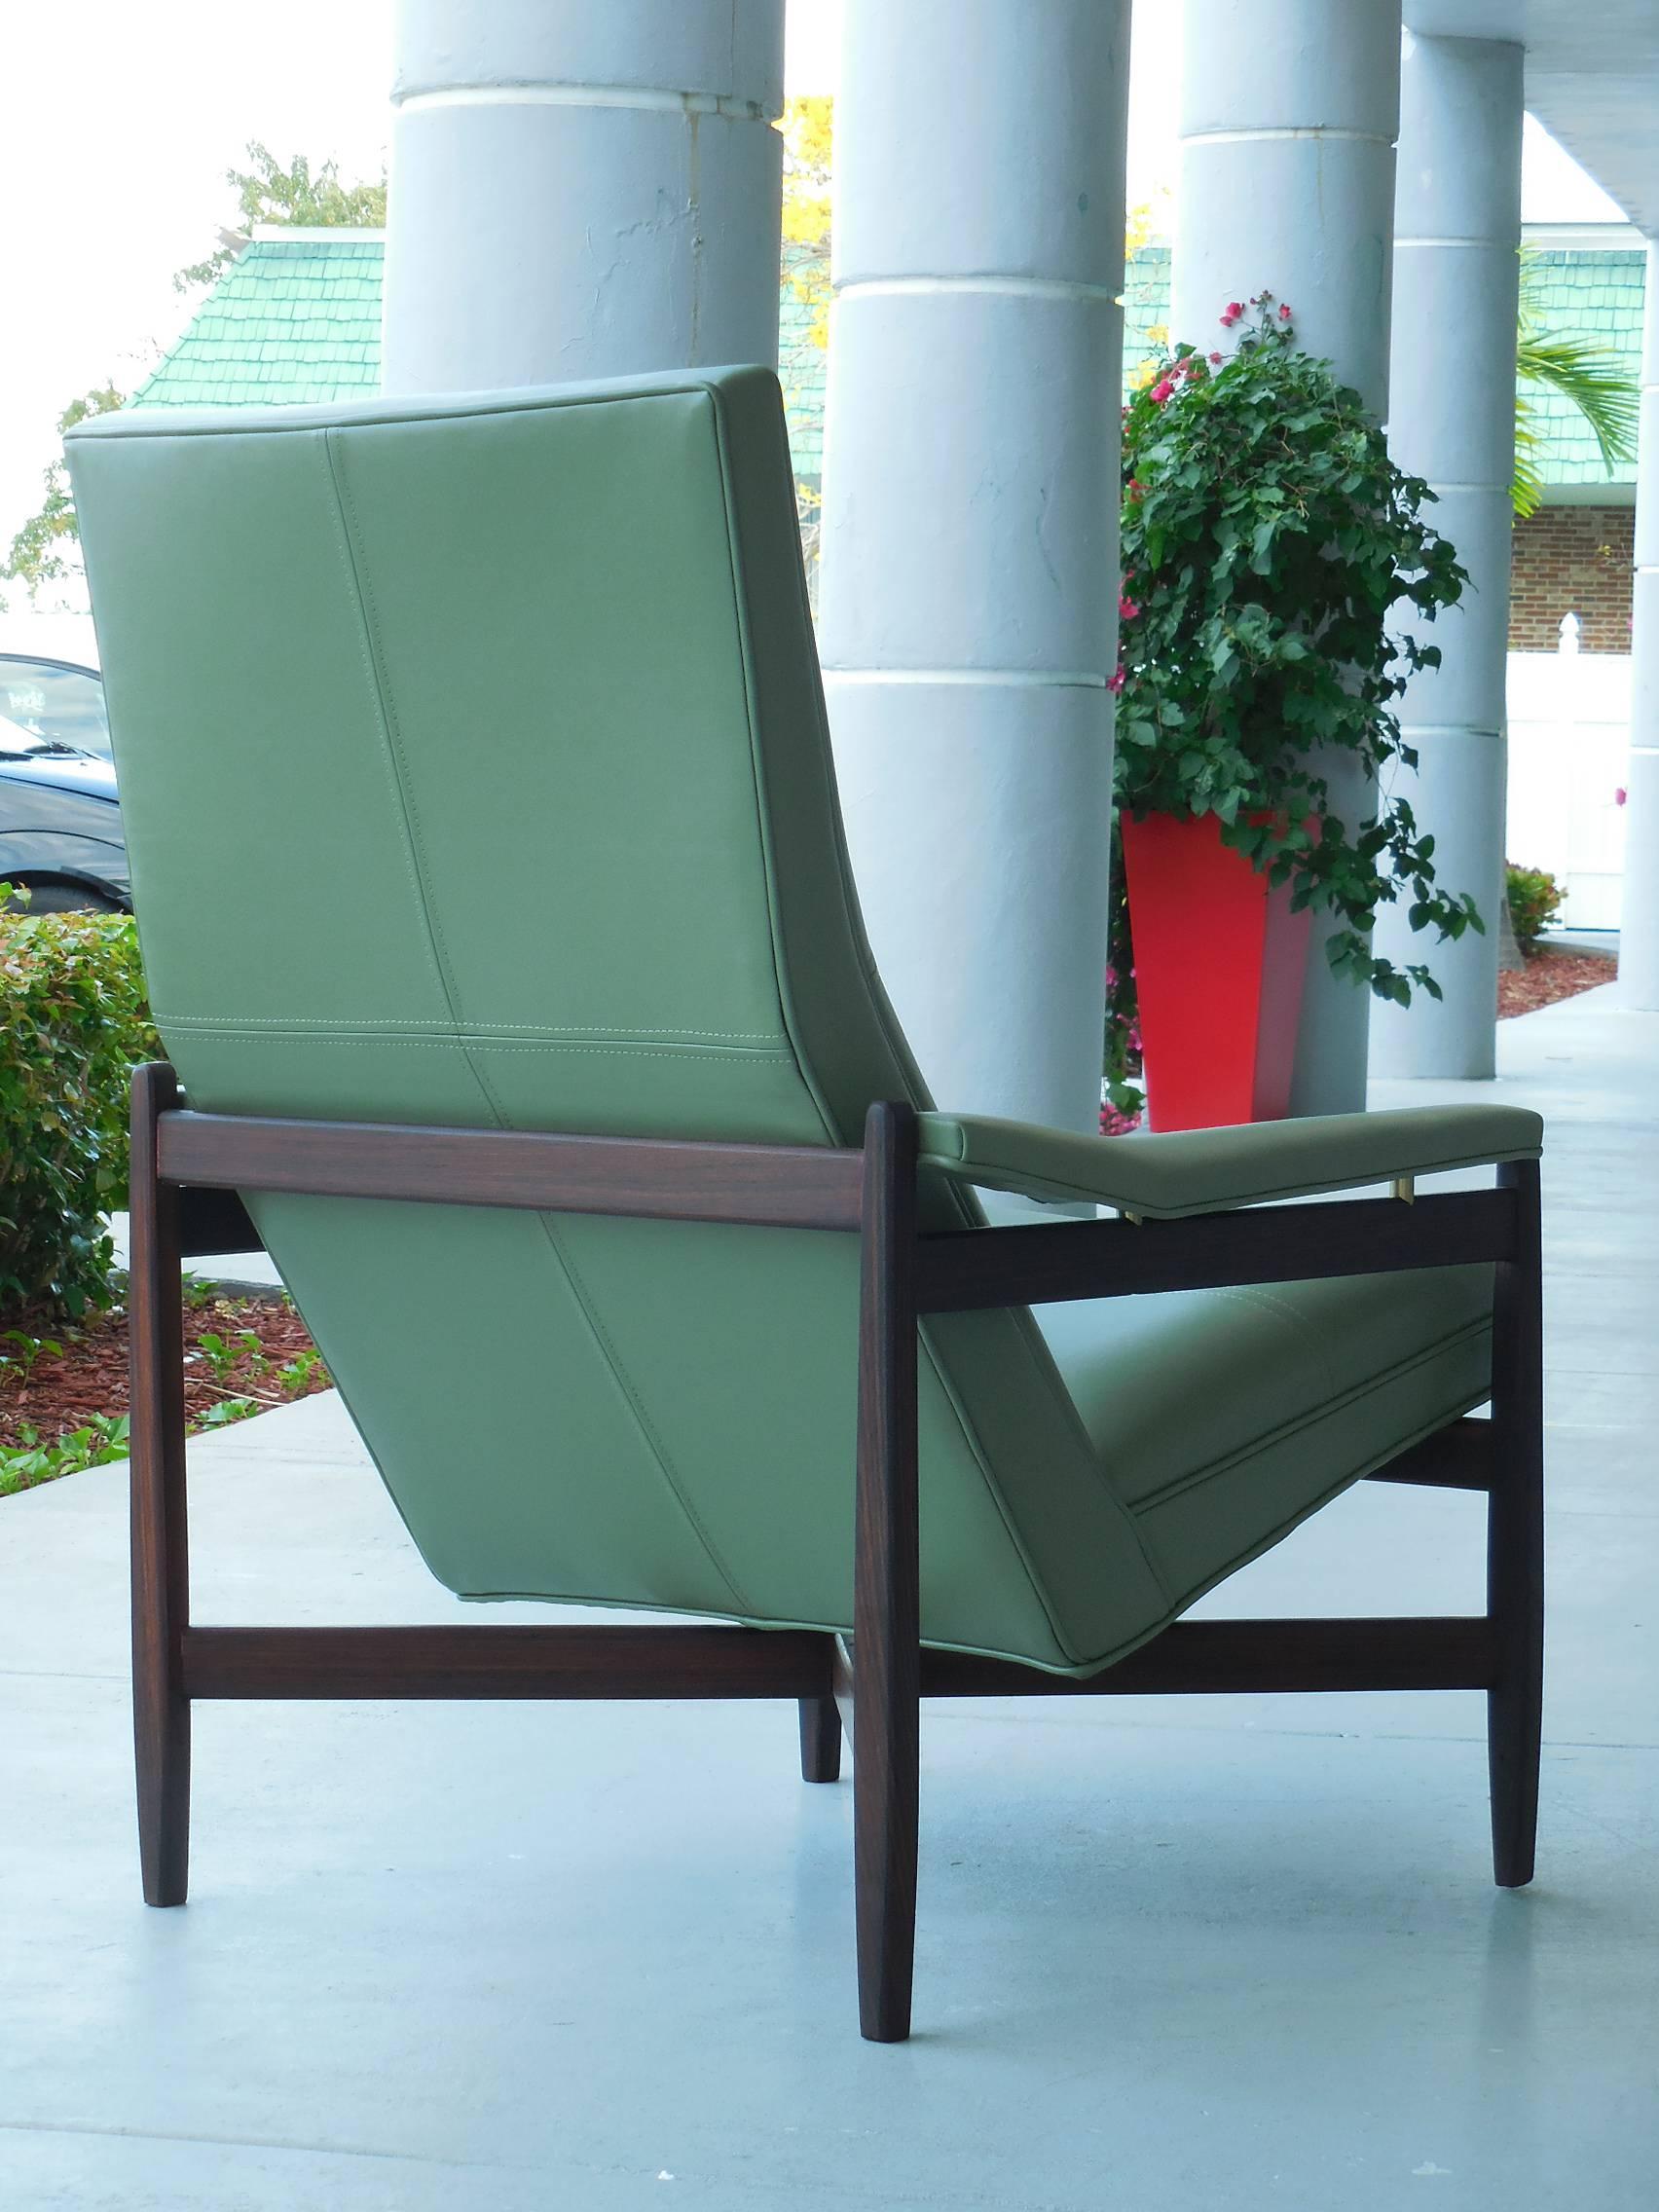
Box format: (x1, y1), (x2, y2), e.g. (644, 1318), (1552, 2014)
(1114, 295), (1478, 1013)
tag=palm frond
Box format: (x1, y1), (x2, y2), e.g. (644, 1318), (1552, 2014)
(1512, 246), (1641, 513)
(1515, 332), (1640, 470)
(1512, 397), (1546, 521)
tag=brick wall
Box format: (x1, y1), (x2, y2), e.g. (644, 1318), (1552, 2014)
(1508, 504), (1635, 652)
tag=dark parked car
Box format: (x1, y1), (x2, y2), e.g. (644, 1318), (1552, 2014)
(0, 653), (128, 910)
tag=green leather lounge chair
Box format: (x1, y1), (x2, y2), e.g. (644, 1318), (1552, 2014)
(68, 368), (1544, 2043)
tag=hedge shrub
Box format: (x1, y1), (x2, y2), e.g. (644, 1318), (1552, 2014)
(0, 889), (158, 1316)
(1505, 862), (1565, 955)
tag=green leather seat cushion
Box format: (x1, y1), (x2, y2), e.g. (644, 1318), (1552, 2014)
(1035, 1265), (1492, 1600)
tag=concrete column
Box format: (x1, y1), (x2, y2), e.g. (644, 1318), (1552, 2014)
(1618, 242), (1659, 1009)
(818, 0), (1130, 1134)
(382, 0), (784, 394)
(1372, 32), (1523, 1079)
(1174, 0), (1402, 1114)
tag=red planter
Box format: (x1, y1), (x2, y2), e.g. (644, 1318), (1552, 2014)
(1120, 811), (1313, 1132)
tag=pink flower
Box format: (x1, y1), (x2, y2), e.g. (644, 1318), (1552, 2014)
(1278, 302), (1292, 321)
(1616, 786), (1629, 806)
(1220, 301), (1243, 326)
(1107, 668), (1126, 695)
(1151, 378), (1175, 404)
(1208, 350), (1223, 364)
(1126, 478), (1145, 502)
(1119, 595), (1140, 621)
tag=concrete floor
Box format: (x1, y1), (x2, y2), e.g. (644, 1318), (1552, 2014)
(4, 987), (1656, 2210)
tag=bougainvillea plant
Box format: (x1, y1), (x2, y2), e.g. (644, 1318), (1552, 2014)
(1113, 293), (1483, 1030)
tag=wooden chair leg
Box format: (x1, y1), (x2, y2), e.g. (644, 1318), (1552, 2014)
(129, 1064), (192, 1905)
(852, 1103), (921, 2043)
(1488, 1159), (1544, 1887)
(798, 1695), (843, 1783)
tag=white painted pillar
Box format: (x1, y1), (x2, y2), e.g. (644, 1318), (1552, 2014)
(818, 0), (1130, 1134)
(382, 0), (784, 394)
(1174, 0), (1403, 1115)
(1618, 243), (1659, 1008)
(1372, 33), (1523, 1079)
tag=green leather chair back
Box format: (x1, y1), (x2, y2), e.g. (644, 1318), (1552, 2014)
(69, 369), (1165, 1674)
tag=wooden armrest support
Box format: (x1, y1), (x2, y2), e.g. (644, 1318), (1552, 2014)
(146, 1087), (1513, 1309)
(152, 1101), (865, 1235)
(913, 1187), (1516, 1312)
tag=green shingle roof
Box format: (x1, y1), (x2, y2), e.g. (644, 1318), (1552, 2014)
(1119, 240), (1644, 490)
(1519, 248), (1645, 485)
(132, 230), (834, 479)
(130, 237), (384, 409)
(133, 231), (1643, 494)
(778, 247), (827, 475)
(1124, 244), (1173, 378)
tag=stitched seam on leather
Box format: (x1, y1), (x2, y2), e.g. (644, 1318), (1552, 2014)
(529, 1214), (753, 1613)
(1112, 1378), (1493, 1668)
(321, 426), (749, 1616)
(441, 1580), (1162, 1680)
(925, 1145), (1539, 1211)
(154, 1014), (789, 1042)
(75, 386), (726, 445)
(324, 432), (489, 1082)
(1199, 1285), (1342, 1394)
(1123, 1282), (1347, 1496)
(316, 433), (455, 1023)
(1127, 1311), (1492, 1514)
(152, 1031), (795, 1061)
(1009, 1297), (1174, 1606)
(923, 1317), (1172, 1662)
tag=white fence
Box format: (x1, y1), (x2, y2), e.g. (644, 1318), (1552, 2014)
(1506, 624), (1630, 930)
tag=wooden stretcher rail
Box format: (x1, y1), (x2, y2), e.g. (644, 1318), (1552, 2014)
(179, 1615), (1497, 1702)
(157, 1108), (866, 1234)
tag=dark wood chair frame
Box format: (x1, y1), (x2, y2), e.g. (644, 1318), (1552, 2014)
(129, 1060), (1543, 2043)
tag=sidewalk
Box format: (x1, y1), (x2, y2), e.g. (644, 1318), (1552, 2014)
(3, 986), (1655, 2211)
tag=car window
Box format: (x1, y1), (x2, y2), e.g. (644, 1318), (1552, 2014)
(0, 659), (111, 757)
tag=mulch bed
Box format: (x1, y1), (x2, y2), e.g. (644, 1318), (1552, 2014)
(1497, 947), (1617, 1019)
(1, 1289), (330, 1492)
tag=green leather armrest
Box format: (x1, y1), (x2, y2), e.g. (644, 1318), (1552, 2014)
(915, 1105), (1543, 1221)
